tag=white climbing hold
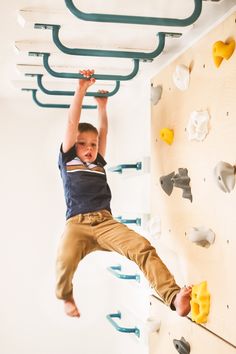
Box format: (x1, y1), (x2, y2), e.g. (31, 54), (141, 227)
(172, 64), (190, 91)
(145, 316), (161, 333)
(188, 226), (215, 247)
(186, 110), (210, 141)
(214, 161), (235, 193)
(147, 216), (161, 239)
(151, 84), (162, 105)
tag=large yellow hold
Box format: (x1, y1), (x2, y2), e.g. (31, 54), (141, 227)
(212, 39), (235, 67)
(190, 281), (210, 324)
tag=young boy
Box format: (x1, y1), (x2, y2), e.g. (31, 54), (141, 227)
(56, 69), (192, 318)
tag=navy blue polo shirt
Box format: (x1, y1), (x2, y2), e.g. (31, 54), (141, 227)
(58, 144), (112, 219)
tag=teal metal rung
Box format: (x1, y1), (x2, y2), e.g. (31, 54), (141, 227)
(21, 88), (97, 109)
(107, 265), (140, 282)
(106, 312), (140, 338)
(64, 0), (202, 27)
(109, 162), (142, 173)
(34, 24), (181, 61)
(116, 216), (142, 226)
(25, 73), (120, 97)
(28, 52), (140, 81)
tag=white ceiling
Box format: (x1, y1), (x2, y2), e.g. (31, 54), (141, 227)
(0, 0), (235, 100)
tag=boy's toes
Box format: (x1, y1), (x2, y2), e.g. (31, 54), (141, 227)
(64, 300), (80, 317)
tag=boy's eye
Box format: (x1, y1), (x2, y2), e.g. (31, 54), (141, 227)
(78, 142), (85, 146)
(92, 143), (97, 147)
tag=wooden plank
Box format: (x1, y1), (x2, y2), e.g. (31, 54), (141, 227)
(149, 296), (236, 354)
(17, 7), (191, 37)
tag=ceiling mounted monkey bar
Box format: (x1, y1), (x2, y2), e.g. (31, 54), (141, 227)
(29, 52), (140, 81)
(25, 73), (120, 97)
(21, 88), (97, 109)
(64, 0), (203, 27)
(34, 23), (181, 61)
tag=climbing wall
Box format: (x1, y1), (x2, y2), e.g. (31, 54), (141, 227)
(150, 10), (236, 352)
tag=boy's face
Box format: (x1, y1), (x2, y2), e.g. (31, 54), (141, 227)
(76, 131), (99, 163)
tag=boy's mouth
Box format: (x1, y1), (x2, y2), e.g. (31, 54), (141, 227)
(85, 153), (92, 159)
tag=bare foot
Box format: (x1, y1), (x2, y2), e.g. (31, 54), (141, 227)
(172, 286), (192, 316)
(64, 298), (80, 317)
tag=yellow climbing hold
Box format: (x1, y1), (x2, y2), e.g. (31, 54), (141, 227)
(212, 39), (235, 68)
(190, 281), (210, 324)
(160, 128), (174, 145)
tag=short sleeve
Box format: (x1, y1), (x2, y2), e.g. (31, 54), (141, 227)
(96, 153), (107, 167)
(59, 144), (77, 163)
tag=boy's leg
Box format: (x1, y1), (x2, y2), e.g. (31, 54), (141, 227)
(95, 216), (191, 316)
(56, 215), (101, 316)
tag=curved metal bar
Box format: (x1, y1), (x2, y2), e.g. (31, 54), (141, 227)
(107, 265), (140, 282)
(106, 312), (140, 338)
(25, 73), (120, 97)
(64, 0), (202, 27)
(28, 52), (140, 81)
(22, 88), (97, 109)
(35, 24), (180, 60)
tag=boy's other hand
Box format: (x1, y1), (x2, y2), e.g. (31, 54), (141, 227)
(94, 90), (109, 108)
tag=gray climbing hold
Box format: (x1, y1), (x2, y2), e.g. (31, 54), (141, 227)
(172, 168), (193, 202)
(173, 337), (191, 354)
(160, 171), (175, 195)
(213, 161), (235, 193)
(188, 226), (215, 247)
(160, 169), (192, 202)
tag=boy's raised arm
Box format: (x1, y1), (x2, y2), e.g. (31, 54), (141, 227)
(94, 91), (109, 158)
(62, 70), (96, 153)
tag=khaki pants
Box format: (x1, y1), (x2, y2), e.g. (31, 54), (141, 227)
(56, 209), (180, 307)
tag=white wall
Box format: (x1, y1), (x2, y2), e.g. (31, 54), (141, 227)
(0, 71), (151, 354)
